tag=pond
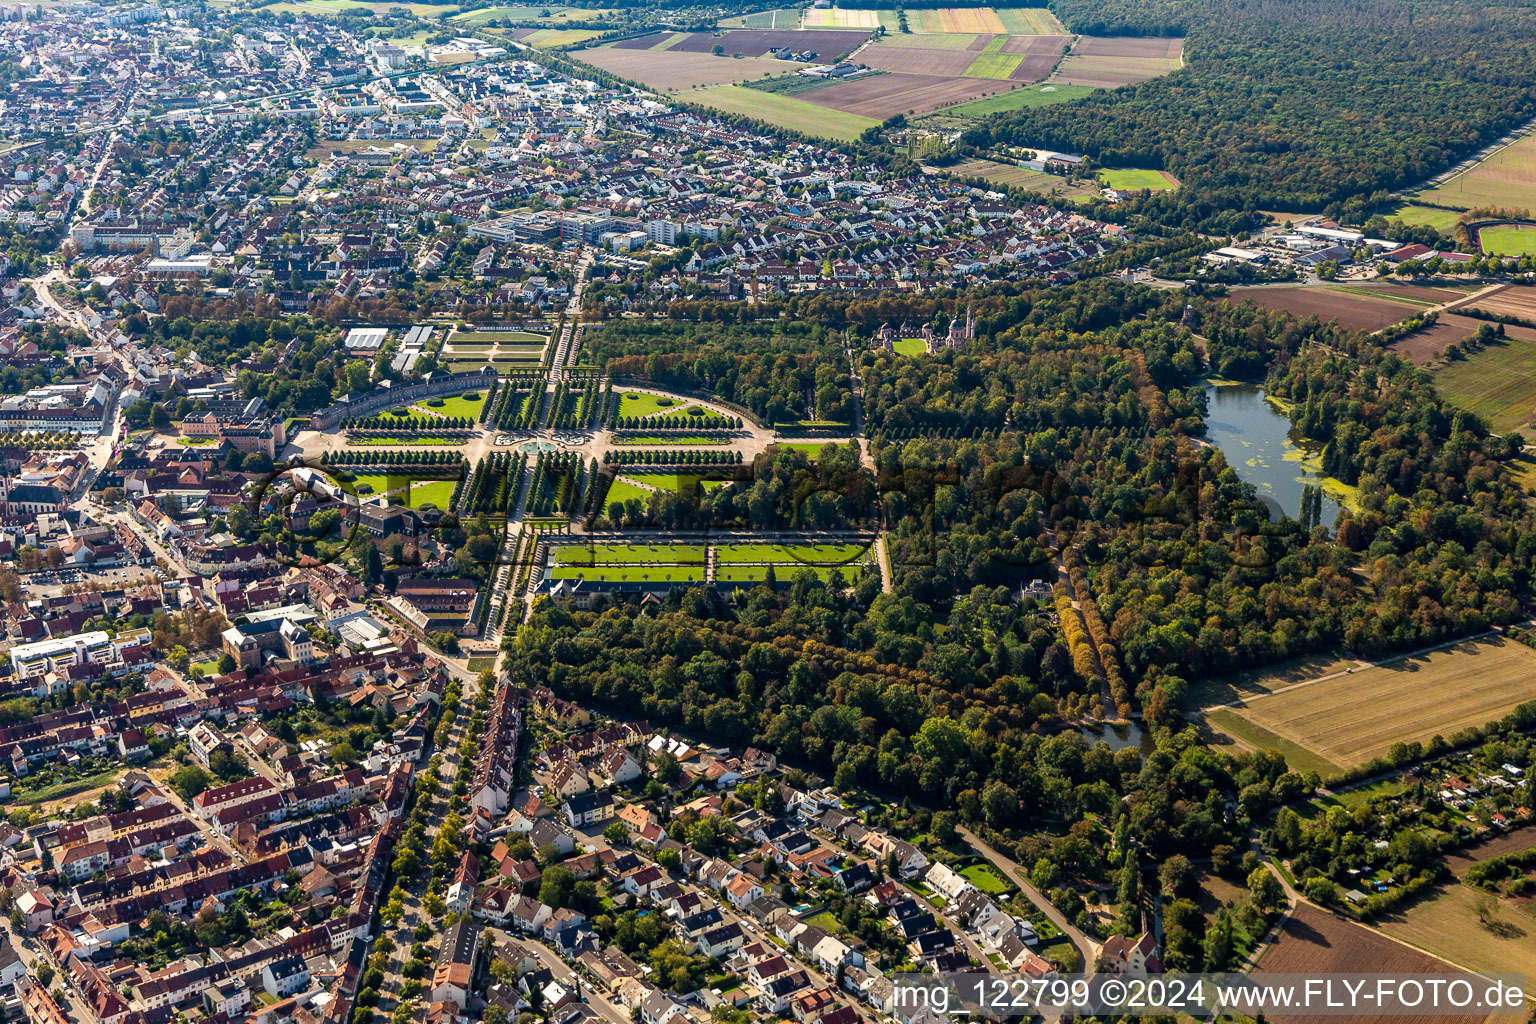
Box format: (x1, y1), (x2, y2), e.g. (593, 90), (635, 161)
(1080, 720), (1155, 756)
(1203, 382), (1348, 528)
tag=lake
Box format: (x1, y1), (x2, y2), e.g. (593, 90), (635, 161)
(1203, 382), (1346, 527)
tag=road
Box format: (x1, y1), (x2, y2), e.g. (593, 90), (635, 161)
(518, 933), (629, 1023)
(2, 912), (95, 1024)
(956, 825), (1099, 973)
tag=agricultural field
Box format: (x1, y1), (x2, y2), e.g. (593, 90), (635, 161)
(1462, 284), (1536, 321)
(261, 0), (460, 14)
(936, 82), (1093, 117)
(679, 83), (877, 141)
(1099, 168), (1178, 190)
(1054, 51), (1184, 88)
(799, 6), (887, 29)
(1477, 223), (1536, 256)
(1376, 882), (1536, 978)
(577, 44), (810, 90)
(1206, 636), (1536, 771)
(720, 8), (803, 29)
(1417, 132), (1536, 212)
(1430, 325), (1536, 430)
(666, 29), (870, 59)
(451, 5), (617, 24)
(1203, 708), (1344, 779)
(1255, 905), (1485, 1024)
(802, 71), (1000, 117)
(1227, 286), (1415, 332)
(510, 27), (606, 46)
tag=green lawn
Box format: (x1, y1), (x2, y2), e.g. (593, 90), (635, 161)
(548, 564), (704, 583)
(415, 392), (487, 420)
(1203, 708), (1344, 779)
(450, 330), (547, 346)
(1432, 334), (1536, 432)
(960, 863), (1013, 895)
(715, 564), (847, 584)
(603, 478), (655, 513)
(893, 337), (928, 355)
(552, 543), (706, 564)
(776, 441), (851, 453)
(940, 83), (1093, 117)
(1478, 225), (1536, 256)
(1099, 168), (1177, 191)
(616, 392), (686, 418)
(349, 473), (459, 510)
(715, 542), (873, 564)
(681, 85), (878, 143)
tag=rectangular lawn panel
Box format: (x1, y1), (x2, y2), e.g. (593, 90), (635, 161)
(680, 85), (877, 141)
(552, 543), (706, 564)
(1215, 635), (1536, 770)
(715, 542), (874, 564)
(549, 565), (705, 582)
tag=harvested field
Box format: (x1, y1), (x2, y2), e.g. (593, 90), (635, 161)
(1386, 312), (1490, 363)
(1464, 284), (1536, 322)
(1053, 53), (1183, 87)
(873, 31), (980, 49)
(667, 29), (870, 57)
(993, 7), (1066, 33)
(1418, 131), (1536, 212)
(1072, 34), (1184, 59)
(1000, 33), (1072, 54)
(683, 84), (876, 141)
(1375, 882), (1536, 978)
(1431, 325), (1536, 430)
(859, 42), (977, 76)
(1214, 635), (1536, 770)
(800, 6), (881, 28)
(1255, 905), (1487, 1024)
(1007, 53), (1060, 80)
(1227, 286), (1413, 332)
(578, 46), (807, 89)
(1338, 282), (1464, 303)
(804, 71), (997, 117)
(1445, 828), (1536, 878)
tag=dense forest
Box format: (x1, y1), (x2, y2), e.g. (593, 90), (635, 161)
(965, 0), (1536, 223)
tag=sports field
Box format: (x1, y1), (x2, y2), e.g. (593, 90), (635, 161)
(1478, 224), (1536, 256)
(939, 83), (1093, 116)
(1418, 132), (1536, 211)
(1431, 330), (1536, 431)
(1206, 636), (1536, 770)
(1099, 168), (1178, 190)
(681, 85), (877, 142)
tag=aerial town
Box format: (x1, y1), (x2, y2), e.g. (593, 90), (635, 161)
(2, 1), (1536, 1024)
